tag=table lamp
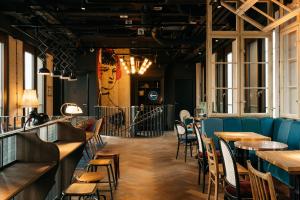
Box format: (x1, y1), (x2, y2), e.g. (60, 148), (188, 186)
(60, 103), (83, 116)
(22, 89), (39, 131)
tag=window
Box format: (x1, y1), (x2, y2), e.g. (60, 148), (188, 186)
(211, 38), (238, 114)
(281, 30), (298, 116)
(0, 42), (4, 115)
(37, 57), (44, 113)
(243, 38), (269, 113)
(24, 51), (34, 89)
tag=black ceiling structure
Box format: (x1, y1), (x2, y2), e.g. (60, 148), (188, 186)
(0, 0), (238, 65)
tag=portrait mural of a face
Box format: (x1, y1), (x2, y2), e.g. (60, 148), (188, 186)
(97, 49), (122, 97)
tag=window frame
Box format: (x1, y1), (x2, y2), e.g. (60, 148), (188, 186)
(0, 33), (7, 116)
(240, 36), (272, 116)
(280, 24), (299, 118)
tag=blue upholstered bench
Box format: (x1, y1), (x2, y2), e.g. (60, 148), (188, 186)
(202, 117), (300, 188)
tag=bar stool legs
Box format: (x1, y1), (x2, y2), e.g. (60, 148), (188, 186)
(88, 159), (116, 200)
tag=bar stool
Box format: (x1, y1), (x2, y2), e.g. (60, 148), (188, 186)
(61, 183), (98, 200)
(77, 172), (107, 200)
(94, 151), (120, 185)
(88, 159), (116, 200)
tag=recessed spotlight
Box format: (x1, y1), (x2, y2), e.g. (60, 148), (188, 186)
(215, 39), (219, 42)
(120, 15), (128, 19)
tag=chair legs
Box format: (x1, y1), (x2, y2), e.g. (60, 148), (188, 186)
(176, 141), (180, 159)
(202, 163), (206, 193)
(177, 141), (195, 162)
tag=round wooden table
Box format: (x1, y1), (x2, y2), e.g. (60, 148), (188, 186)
(234, 141), (288, 169)
(234, 141), (288, 151)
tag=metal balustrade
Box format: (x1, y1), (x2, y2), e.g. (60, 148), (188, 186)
(95, 104), (175, 137)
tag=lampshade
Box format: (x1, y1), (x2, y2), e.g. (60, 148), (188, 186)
(68, 72), (77, 81)
(60, 103), (83, 116)
(60, 69), (70, 79)
(22, 89), (39, 108)
(51, 67), (62, 77)
(38, 66), (50, 75)
(65, 105), (83, 114)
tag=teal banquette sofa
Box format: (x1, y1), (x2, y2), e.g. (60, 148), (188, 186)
(201, 117), (300, 188)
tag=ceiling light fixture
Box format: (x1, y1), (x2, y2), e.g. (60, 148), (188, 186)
(120, 56), (152, 75)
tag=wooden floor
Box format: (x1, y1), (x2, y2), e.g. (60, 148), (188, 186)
(97, 131), (211, 200)
(75, 131), (291, 200)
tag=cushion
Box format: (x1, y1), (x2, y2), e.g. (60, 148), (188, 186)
(260, 117), (274, 137)
(272, 118), (284, 141)
(241, 118), (261, 133)
(202, 118), (223, 149)
(287, 121), (300, 150)
(223, 118), (242, 132)
(225, 180), (252, 198)
(275, 120), (293, 143)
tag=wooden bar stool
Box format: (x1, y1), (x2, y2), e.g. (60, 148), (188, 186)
(61, 183), (98, 200)
(94, 151), (120, 185)
(88, 159), (116, 200)
(77, 172), (107, 200)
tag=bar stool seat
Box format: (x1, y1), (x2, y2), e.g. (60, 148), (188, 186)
(78, 172), (105, 183)
(62, 183), (97, 197)
(89, 159), (112, 166)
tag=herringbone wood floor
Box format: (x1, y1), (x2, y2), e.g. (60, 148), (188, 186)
(75, 132), (290, 200)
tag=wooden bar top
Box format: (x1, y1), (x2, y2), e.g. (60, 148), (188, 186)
(256, 150), (300, 174)
(55, 141), (84, 160)
(215, 131), (271, 142)
(0, 162), (56, 200)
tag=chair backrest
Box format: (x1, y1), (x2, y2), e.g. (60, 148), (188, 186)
(94, 118), (103, 136)
(179, 110), (191, 122)
(193, 123), (204, 154)
(174, 120), (186, 139)
(219, 138), (240, 196)
(202, 135), (219, 175)
(247, 160), (277, 200)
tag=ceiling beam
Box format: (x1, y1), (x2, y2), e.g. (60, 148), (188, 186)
(263, 7), (300, 32)
(221, 1), (264, 31)
(235, 0), (258, 15)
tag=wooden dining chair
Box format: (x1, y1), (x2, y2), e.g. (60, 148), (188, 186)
(247, 160), (277, 200)
(174, 120), (197, 162)
(219, 138), (252, 200)
(193, 123), (207, 192)
(202, 135), (221, 200)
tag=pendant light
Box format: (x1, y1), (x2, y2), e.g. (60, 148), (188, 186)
(38, 65), (50, 75)
(60, 69), (70, 79)
(51, 66), (62, 77)
(68, 72), (77, 81)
